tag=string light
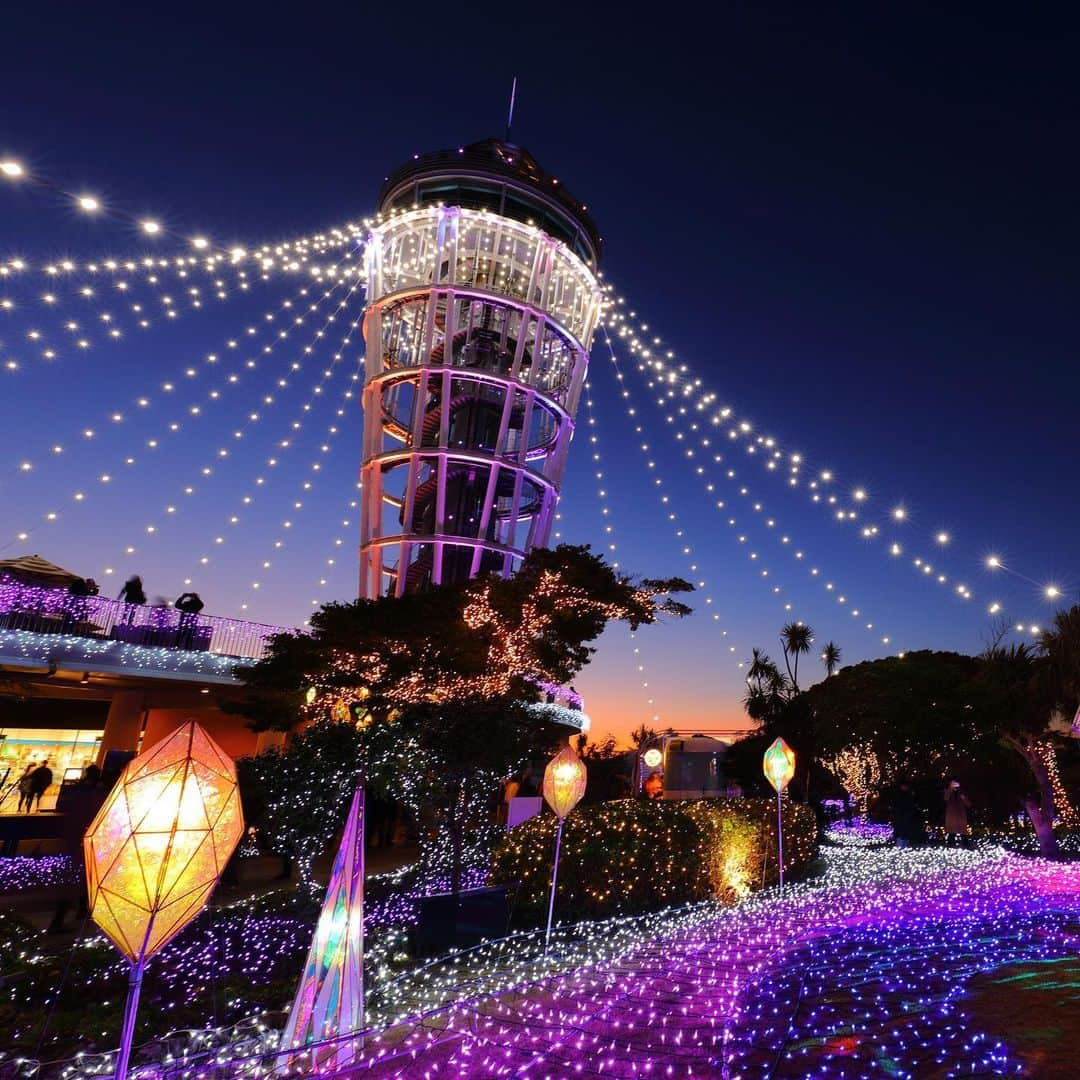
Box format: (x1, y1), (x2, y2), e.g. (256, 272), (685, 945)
(100, 270), (368, 580)
(1, 266), (363, 555)
(603, 291), (1052, 637)
(1, 259), (357, 488)
(582, 383), (662, 725)
(614, 332), (898, 651)
(0, 234), (362, 373)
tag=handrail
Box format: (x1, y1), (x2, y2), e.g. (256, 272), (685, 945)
(0, 577), (291, 661)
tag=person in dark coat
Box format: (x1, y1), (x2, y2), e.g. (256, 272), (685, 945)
(118, 575), (146, 624)
(118, 575), (146, 604)
(29, 760), (53, 811)
(174, 591), (205, 649)
(944, 779), (973, 848)
(16, 764), (36, 813)
(892, 780), (922, 848)
(47, 765), (105, 932)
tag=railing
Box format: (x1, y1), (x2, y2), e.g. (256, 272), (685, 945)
(0, 577), (291, 661)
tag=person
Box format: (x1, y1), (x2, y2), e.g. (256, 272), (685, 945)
(892, 780), (921, 848)
(47, 765), (105, 933)
(16, 764), (37, 813)
(29, 760), (53, 811)
(118, 575), (146, 605)
(518, 767), (539, 798)
(497, 774), (521, 827)
(174, 591), (205, 649)
(118, 575), (146, 624)
(63, 577), (91, 632)
(944, 779), (972, 848)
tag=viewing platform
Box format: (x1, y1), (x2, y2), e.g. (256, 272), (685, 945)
(0, 577), (290, 675)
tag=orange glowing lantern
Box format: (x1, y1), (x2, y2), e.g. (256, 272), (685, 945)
(542, 744), (587, 952)
(542, 744), (588, 820)
(84, 720), (243, 1078)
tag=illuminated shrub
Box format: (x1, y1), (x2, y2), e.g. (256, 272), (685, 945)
(490, 797), (818, 923)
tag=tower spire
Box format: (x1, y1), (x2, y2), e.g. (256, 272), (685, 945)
(505, 76), (518, 142)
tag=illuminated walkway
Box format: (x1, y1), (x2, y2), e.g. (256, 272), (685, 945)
(354, 847), (1080, 1078)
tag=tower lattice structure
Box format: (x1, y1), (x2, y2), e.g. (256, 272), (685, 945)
(359, 138), (603, 597)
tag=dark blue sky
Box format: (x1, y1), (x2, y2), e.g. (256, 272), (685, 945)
(2, 3), (1077, 737)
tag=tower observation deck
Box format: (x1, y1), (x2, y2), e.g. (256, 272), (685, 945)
(359, 139), (603, 597)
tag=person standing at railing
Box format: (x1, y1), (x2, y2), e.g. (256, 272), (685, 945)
(175, 590), (205, 650)
(63, 576), (91, 633)
(117, 574), (146, 625)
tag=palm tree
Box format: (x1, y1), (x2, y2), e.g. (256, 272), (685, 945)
(780, 622), (814, 692)
(630, 723), (659, 749)
(821, 640), (842, 678)
(1040, 604), (1080, 716)
(979, 643), (1059, 858)
(743, 648), (790, 725)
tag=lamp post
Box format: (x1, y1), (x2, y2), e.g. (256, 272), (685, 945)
(83, 721), (243, 1079)
(762, 737), (796, 890)
(542, 744), (587, 952)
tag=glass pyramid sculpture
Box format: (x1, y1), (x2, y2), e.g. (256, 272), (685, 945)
(279, 786), (365, 1068)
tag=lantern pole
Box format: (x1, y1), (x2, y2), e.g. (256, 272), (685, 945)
(776, 789), (784, 891)
(544, 814), (566, 953)
(114, 955), (146, 1080)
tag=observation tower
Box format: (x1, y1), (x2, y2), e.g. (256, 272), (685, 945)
(359, 138), (603, 597)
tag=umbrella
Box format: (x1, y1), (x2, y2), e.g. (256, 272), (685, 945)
(0, 554), (82, 587)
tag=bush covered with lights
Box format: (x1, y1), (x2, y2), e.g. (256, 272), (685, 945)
(490, 798), (818, 923)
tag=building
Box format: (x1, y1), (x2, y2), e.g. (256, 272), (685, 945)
(358, 138), (604, 597)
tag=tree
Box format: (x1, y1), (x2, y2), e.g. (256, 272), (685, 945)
(780, 622), (814, 692)
(236, 720), (366, 896)
(629, 723), (659, 749)
(821, 641), (842, 678)
(237, 546), (691, 728)
(236, 546), (692, 891)
(742, 648), (791, 726)
(976, 644), (1061, 857)
(1041, 604), (1080, 717)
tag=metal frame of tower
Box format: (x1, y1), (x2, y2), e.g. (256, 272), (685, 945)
(359, 140), (603, 598)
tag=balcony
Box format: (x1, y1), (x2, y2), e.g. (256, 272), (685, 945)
(0, 577), (289, 662)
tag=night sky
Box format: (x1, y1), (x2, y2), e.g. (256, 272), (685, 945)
(2, 4), (1077, 741)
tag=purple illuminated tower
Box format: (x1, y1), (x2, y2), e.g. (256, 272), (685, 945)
(359, 139), (603, 597)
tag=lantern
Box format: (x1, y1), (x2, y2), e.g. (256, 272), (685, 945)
(84, 721), (243, 1078)
(542, 744), (587, 952)
(763, 737), (796, 793)
(643, 747), (663, 769)
(542, 744), (587, 820)
(762, 737), (796, 890)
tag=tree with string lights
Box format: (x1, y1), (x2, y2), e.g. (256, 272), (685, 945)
(236, 545), (692, 891)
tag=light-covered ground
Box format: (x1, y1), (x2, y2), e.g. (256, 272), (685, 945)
(351, 845), (1080, 1078)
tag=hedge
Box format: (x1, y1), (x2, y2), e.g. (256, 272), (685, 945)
(490, 797), (818, 924)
